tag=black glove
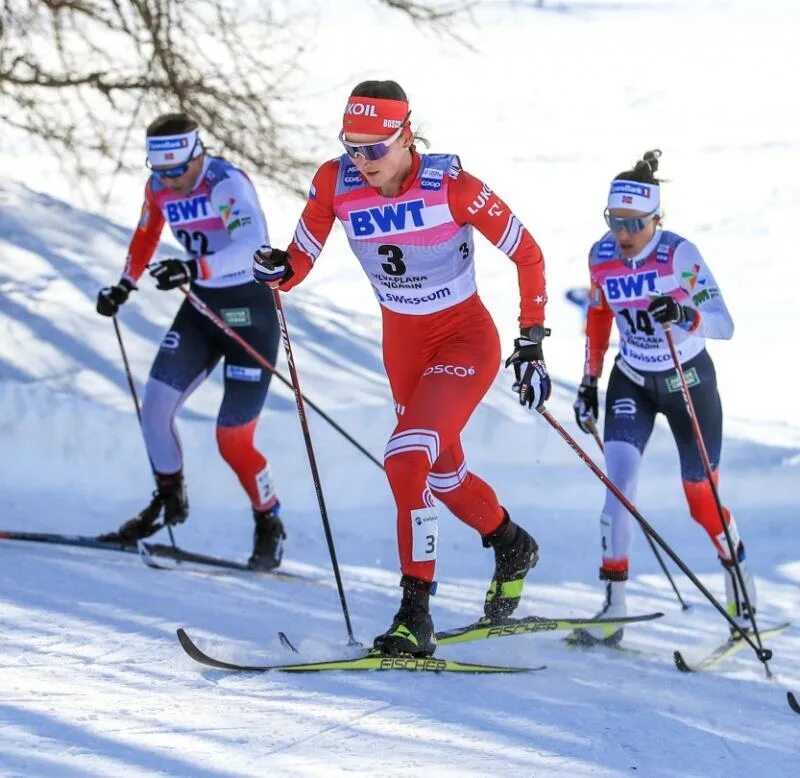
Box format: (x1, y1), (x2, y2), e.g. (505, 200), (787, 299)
(647, 294), (686, 325)
(253, 245), (293, 288)
(149, 258), (198, 290)
(96, 278), (135, 317)
(573, 377), (599, 434)
(504, 325), (552, 410)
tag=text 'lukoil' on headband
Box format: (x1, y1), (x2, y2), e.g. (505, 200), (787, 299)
(146, 129), (203, 168)
(342, 97), (409, 136)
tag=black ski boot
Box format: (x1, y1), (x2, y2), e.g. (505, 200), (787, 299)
(98, 472), (188, 544)
(247, 504), (285, 571)
(374, 576), (437, 657)
(482, 512), (539, 623)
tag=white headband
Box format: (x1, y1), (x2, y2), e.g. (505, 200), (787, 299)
(146, 129), (202, 168)
(607, 179), (660, 213)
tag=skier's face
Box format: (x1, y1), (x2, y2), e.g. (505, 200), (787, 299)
(607, 207), (660, 258)
(345, 130), (412, 195)
(153, 156), (204, 196)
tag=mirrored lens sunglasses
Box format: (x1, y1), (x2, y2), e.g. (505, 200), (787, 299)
(150, 160), (192, 179)
(604, 208), (659, 234)
(339, 116), (409, 161)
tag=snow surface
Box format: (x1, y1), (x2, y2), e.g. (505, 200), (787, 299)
(1, 1), (799, 775)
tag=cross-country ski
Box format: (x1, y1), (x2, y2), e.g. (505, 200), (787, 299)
(0, 528), (319, 582)
(177, 628), (542, 674)
(673, 623), (791, 673)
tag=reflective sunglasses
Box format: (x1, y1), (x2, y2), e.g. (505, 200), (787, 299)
(150, 160), (193, 179)
(604, 208), (659, 234)
(339, 116), (409, 161)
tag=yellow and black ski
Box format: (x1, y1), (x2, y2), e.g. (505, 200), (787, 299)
(673, 621), (790, 673)
(177, 629), (543, 674)
(436, 612), (664, 646)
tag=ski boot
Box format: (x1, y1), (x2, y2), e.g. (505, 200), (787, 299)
(247, 503), (286, 571)
(374, 576), (437, 657)
(567, 569), (628, 647)
(98, 472), (188, 544)
(722, 542), (757, 638)
(482, 512), (539, 623)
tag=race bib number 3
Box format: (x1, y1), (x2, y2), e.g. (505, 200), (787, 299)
(411, 507), (438, 562)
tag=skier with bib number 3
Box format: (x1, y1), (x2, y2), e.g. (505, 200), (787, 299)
(568, 150), (757, 646)
(95, 113), (286, 571)
(252, 81), (550, 656)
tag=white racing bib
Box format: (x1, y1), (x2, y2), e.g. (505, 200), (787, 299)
(411, 507), (438, 562)
(255, 465), (276, 505)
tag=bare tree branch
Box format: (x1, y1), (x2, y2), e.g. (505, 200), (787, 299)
(0, 0), (474, 200)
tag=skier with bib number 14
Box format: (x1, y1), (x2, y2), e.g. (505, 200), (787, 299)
(569, 149), (757, 646)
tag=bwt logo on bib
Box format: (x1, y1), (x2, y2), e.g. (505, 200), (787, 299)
(604, 270), (659, 301)
(350, 199), (426, 236)
(166, 195), (211, 224)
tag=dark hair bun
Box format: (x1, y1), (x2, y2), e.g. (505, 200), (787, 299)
(641, 149), (661, 175)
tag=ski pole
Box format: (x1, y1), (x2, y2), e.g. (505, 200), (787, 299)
(272, 289), (358, 646)
(585, 419), (689, 611)
(176, 285), (383, 472)
(661, 325), (765, 652)
(112, 316), (178, 550)
(538, 406), (772, 666)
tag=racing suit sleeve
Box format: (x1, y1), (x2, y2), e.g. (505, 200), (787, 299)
(671, 240), (734, 339)
(195, 170), (270, 281)
(280, 160), (339, 292)
(123, 183), (165, 284)
(447, 167), (546, 329)
(583, 276), (615, 377)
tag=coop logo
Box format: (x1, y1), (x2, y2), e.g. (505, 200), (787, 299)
(349, 199), (426, 236)
(423, 364), (476, 378)
(421, 167), (444, 191)
(604, 270), (659, 301)
(597, 240), (617, 259)
(345, 102), (378, 117)
(165, 195), (211, 224)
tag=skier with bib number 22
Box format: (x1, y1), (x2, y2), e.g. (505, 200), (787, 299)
(96, 113), (286, 571)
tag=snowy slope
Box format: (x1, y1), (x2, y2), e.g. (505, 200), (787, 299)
(2, 1), (800, 776)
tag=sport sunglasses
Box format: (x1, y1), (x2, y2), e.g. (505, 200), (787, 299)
(604, 207), (659, 234)
(339, 115), (410, 161)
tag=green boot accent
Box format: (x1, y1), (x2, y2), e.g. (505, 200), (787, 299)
(374, 576), (436, 657)
(482, 513), (539, 623)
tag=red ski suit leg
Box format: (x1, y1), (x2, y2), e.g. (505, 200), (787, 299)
(682, 472), (739, 559)
(216, 420), (278, 511)
(382, 295), (505, 582)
